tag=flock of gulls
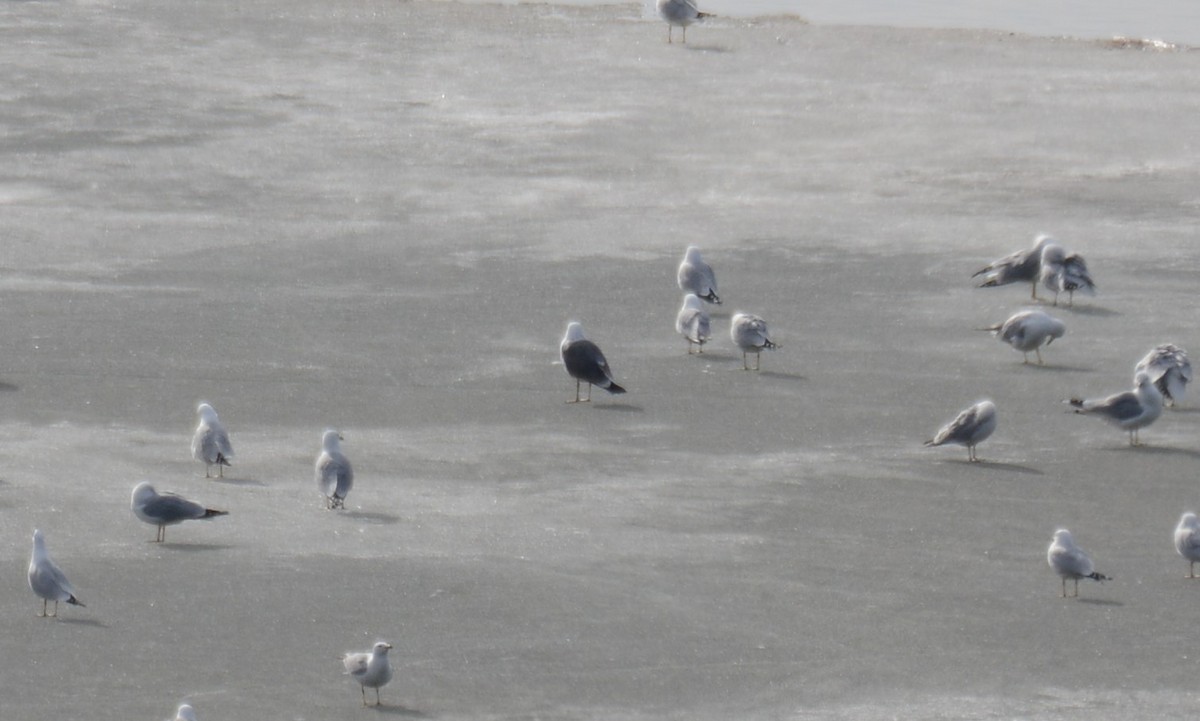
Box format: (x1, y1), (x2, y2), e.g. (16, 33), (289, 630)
(27, 403), (388, 717)
(914, 233), (1194, 598)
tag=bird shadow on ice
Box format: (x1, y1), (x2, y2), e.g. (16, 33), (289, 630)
(158, 542), (237, 552)
(592, 403), (644, 413)
(54, 617), (109, 628)
(685, 43), (732, 54)
(1055, 304), (1119, 318)
(1076, 597), (1123, 607)
(340, 510), (402, 525)
(210, 476), (268, 487)
(1024, 364), (1094, 374)
(0, 381), (18, 392)
(942, 459), (1043, 474)
(1099, 445), (1200, 460)
(370, 705), (431, 717)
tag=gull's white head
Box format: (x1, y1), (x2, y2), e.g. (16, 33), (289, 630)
(373, 641), (394, 656)
(322, 429), (344, 451)
(196, 402), (218, 422)
(684, 246), (702, 263)
(132, 481), (157, 506)
(175, 703), (198, 721)
(563, 322), (585, 343)
(1032, 233), (1056, 251)
(682, 293), (704, 311)
(1181, 512), (1198, 529)
(1040, 243), (1066, 266)
(1052, 528), (1074, 546)
(32, 528), (45, 547)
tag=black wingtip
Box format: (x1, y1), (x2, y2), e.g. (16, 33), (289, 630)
(1088, 572), (1111, 583)
(704, 292), (721, 305)
(607, 383), (627, 394)
(203, 508), (229, 519)
(68, 595), (85, 607)
(216, 453), (232, 467)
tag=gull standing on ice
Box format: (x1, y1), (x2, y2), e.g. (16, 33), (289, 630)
(192, 402), (233, 478)
(924, 400), (997, 462)
(28, 529), (85, 617)
(1135, 344), (1192, 407)
(657, 0), (711, 44)
(343, 641), (394, 707)
(675, 293), (711, 354)
(980, 309), (1065, 365)
(972, 234), (1055, 300)
(1047, 528), (1110, 598)
(676, 246), (720, 304)
(1175, 512), (1200, 578)
(174, 704), (198, 721)
(560, 322), (626, 403)
(131, 481), (228, 543)
(1068, 371), (1163, 446)
(730, 312), (777, 371)
(1038, 242), (1096, 307)
(316, 429), (354, 509)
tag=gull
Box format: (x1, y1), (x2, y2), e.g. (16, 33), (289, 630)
(316, 429), (354, 510)
(972, 234), (1055, 300)
(1047, 528), (1110, 597)
(192, 402), (233, 478)
(131, 481), (228, 543)
(1068, 371), (1163, 446)
(979, 309), (1065, 365)
(676, 246), (720, 304)
(730, 312), (777, 371)
(657, 0), (712, 44)
(560, 322), (626, 403)
(1135, 344), (1192, 407)
(28, 529), (85, 617)
(174, 704), (198, 721)
(343, 641), (394, 707)
(675, 293), (711, 354)
(923, 400), (997, 462)
(1039, 242), (1096, 307)
(1175, 512), (1200, 578)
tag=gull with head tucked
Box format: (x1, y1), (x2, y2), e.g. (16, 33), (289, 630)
(1038, 242), (1096, 307)
(730, 312), (777, 371)
(924, 400), (997, 462)
(1136, 344), (1192, 408)
(192, 402), (233, 478)
(676, 293), (711, 354)
(1175, 512), (1200, 578)
(980, 309), (1065, 365)
(1047, 528), (1110, 597)
(174, 703), (198, 721)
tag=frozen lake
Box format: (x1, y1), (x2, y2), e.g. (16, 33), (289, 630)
(3, 0), (1200, 719)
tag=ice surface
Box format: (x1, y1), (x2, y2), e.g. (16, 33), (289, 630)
(3, 1), (1200, 719)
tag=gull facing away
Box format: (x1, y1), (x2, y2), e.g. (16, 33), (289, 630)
(730, 312), (777, 370)
(174, 704), (198, 721)
(979, 309), (1065, 365)
(1047, 528), (1110, 598)
(1136, 344), (1192, 407)
(676, 246), (720, 304)
(316, 429), (354, 510)
(1068, 371), (1163, 446)
(1175, 512), (1200, 578)
(676, 293), (711, 354)
(972, 234), (1055, 300)
(192, 402), (233, 478)
(28, 529), (85, 617)
(343, 641), (394, 707)
(923, 400), (997, 462)
(657, 0), (711, 44)
(560, 322), (626, 403)
(1038, 242), (1096, 307)
(131, 481), (228, 543)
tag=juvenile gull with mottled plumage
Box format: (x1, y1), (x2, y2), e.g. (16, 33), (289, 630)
(924, 400), (996, 462)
